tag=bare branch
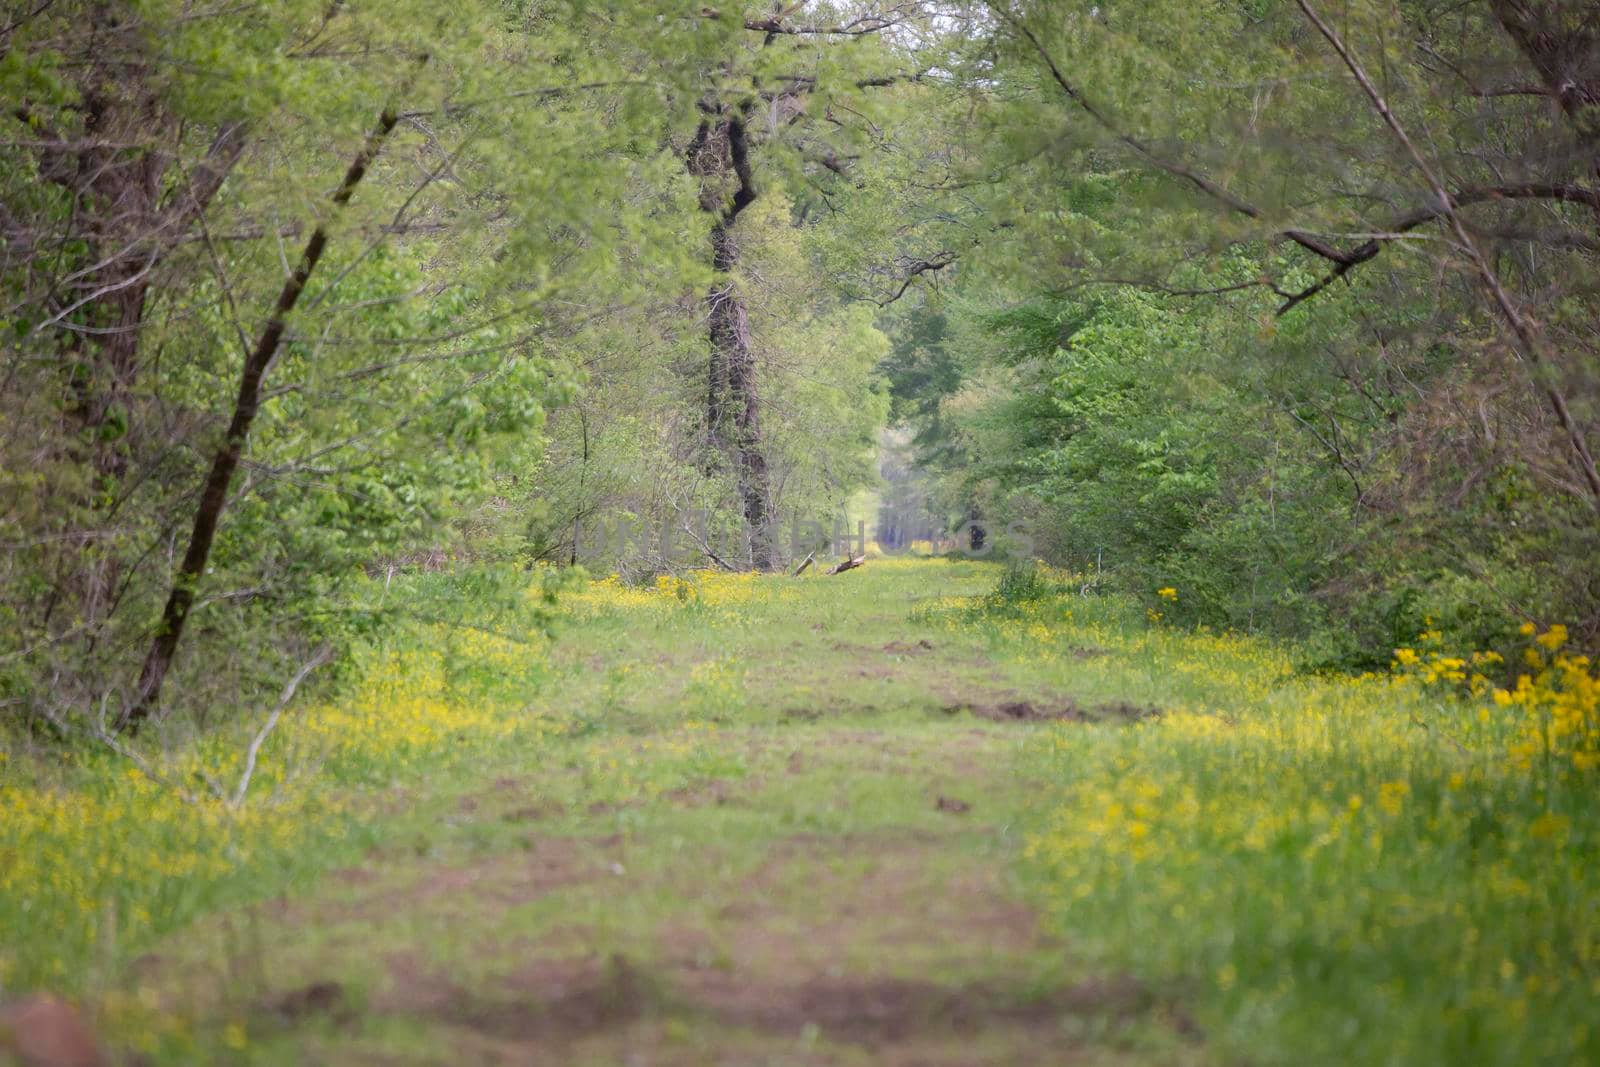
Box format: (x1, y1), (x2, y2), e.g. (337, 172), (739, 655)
(231, 645), (333, 809)
(730, 3), (921, 37)
(992, 4), (1600, 312)
(877, 251), (957, 306)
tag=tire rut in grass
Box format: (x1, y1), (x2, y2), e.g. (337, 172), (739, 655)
(122, 725), (1195, 1065)
(357, 830), (1180, 1065)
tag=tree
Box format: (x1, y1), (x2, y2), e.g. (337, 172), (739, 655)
(125, 91), (413, 728)
(677, 3), (935, 569)
(970, 0), (1598, 506)
(866, 1), (1599, 652)
(1, 1), (706, 731)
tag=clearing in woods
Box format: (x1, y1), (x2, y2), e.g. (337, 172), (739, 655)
(107, 558), (1202, 1065)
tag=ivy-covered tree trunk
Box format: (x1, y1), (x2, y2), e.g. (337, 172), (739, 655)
(688, 104), (774, 570)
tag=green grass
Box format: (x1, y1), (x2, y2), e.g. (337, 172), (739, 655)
(2, 558), (1595, 1065)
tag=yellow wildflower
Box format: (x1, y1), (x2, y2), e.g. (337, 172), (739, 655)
(1528, 813), (1570, 841)
(1535, 625), (1568, 652)
(1377, 780), (1409, 816)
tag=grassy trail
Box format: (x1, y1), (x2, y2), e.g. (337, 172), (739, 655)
(104, 560), (1198, 1065)
(9, 558), (1594, 1065)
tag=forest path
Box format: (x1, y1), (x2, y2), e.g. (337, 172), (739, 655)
(123, 560), (1201, 1065)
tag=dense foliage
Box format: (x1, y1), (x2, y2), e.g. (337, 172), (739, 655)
(0, 1), (919, 736)
(8, 1), (1593, 735)
(881, 0), (1600, 668)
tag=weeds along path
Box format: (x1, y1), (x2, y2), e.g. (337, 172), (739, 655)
(93, 559), (1203, 1065)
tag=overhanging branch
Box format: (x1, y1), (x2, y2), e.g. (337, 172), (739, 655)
(990, 3), (1600, 314)
(877, 250), (956, 306)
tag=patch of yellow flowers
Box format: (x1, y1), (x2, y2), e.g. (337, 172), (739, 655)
(1394, 621), (1599, 775)
(1496, 624), (1598, 773)
(567, 568), (799, 617)
(1022, 614), (1599, 1065)
(0, 619), (569, 998)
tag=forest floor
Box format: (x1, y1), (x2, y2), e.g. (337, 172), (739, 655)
(79, 559), (1201, 1065)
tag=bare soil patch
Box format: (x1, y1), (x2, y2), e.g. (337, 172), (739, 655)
(268, 980), (348, 1023)
(374, 951), (648, 1044)
(947, 698), (1162, 724)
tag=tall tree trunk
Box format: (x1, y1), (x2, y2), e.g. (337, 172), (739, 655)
(34, 45), (248, 633)
(716, 276), (773, 570)
(37, 77), (170, 630)
(687, 105), (775, 569)
(119, 105), (402, 732)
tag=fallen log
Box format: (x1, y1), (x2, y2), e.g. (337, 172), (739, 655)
(827, 555), (865, 575)
(792, 551), (815, 576)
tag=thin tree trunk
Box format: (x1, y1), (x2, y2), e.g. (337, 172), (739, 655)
(570, 404), (589, 567)
(119, 105), (404, 732)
